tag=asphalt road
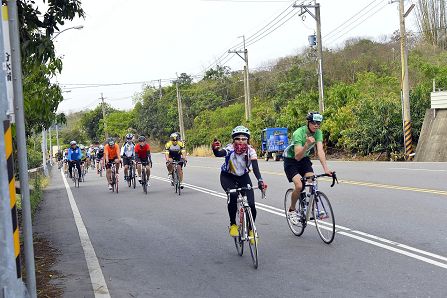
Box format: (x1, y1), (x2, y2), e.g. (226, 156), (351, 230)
(35, 155), (447, 298)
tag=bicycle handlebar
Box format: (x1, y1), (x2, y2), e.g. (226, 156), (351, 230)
(226, 185), (267, 199)
(300, 172), (338, 187)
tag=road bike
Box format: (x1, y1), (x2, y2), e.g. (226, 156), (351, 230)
(284, 172), (338, 244)
(109, 162), (119, 193)
(71, 162), (80, 188)
(127, 160), (136, 189)
(170, 160), (185, 196)
(227, 185), (266, 269)
(80, 161), (86, 182)
(139, 160), (150, 195)
(97, 158), (104, 177)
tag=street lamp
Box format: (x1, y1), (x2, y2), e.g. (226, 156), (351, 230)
(51, 25), (84, 40)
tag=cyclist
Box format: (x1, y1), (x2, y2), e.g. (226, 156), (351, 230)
(121, 133), (135, 182)
(88, 144), (96, 167)
(96, 145), (105, 174)
(104, 138), (121, 190)
(80, 145), (88, 173)
(212, 125), (267, 238)
(135, 136), (152, 184)
(165, 132), (187, 189)
(283, 112), (333, 221)
(67, 141), (82, 181)
(63, 148), (69, 174)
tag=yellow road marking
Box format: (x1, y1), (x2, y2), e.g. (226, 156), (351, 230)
(185, 166), (447, 196)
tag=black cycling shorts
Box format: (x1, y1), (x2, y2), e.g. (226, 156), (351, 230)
(283, 156), (313, 182)
(122, 156), (134, 166)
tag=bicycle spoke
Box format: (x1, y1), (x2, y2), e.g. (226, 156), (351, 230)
(246, 208), (258, 269)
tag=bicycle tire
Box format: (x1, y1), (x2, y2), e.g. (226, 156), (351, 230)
(234, 206), (244, 256)
(142, 169), (147, 195)
(312, 191), (335, 244)
(115, 171), (119, 194)
(127, 166), (132, 187)
(111, 169), (116, 193)
(284, 188), (306, 236)
(132, 165), (136, 189)
(246, 207), (258, 269)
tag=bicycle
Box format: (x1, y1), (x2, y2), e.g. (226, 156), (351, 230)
(80, 162), (86, 182)
(97, 158), (104, 177)
(139, 160), (150, 195)
(109, 162), (119, 193)
(71, 162), (80, 188)
(170, 160), (185, 196)
(227, 185), (266, 269)
(127, 160), (136, 189)
(284, 172), (338, 244)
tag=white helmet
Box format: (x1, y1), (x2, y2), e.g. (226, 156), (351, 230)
(231, 125), (250, 139)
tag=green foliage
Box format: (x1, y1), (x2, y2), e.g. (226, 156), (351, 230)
(105, 110), (135, 139)
(80, 104), (117, 142)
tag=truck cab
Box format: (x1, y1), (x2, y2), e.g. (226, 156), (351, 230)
(260, 127), (288, 161)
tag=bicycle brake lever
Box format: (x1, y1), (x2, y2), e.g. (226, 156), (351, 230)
(330, 172), (338, 187)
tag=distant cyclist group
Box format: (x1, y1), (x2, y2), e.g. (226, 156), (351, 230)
(61, 132), (187, 192)
(60, 111), (336, 268)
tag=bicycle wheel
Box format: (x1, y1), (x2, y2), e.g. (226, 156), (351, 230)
(173, 171), (178, 193)
(284, 188), (306, 236)
(246, 208), (258, 269)
(312, 191), (335, 244)
(74, 170), (79, 188)
(115, 172), (119, 194)
(132, 166), (136, 189)
(127, 167), (132, 188)
(142, 169), (147, 194)
(234, 207), (244, 256)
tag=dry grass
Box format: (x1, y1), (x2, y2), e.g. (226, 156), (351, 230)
(191, 145), (213, 157)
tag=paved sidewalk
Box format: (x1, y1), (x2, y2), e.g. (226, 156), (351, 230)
(33, 167), (94, 298)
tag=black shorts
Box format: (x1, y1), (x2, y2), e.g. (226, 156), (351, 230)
(283, 157), (313, 182)
(122, 156), (134, 166)
(105, 160), (118, 169)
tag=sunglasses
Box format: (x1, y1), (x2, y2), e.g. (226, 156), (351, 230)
(234, 137), (248, 141)
(310, 121), (321, 125)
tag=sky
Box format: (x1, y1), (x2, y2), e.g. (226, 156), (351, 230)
(50, 0), (418, 114)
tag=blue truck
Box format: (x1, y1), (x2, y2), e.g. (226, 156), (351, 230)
(260, 127), (289, 161)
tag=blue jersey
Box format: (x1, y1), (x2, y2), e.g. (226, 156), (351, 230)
(67, 147), (83, 161)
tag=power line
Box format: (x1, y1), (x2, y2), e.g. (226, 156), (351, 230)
(326, 2), (389, 45)
(324, 1), (388, 44)
(323, 0), (382, 39)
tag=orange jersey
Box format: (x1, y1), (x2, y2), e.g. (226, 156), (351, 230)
(104, 144), (120, 159)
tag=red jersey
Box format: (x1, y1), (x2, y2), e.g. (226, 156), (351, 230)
(135, 143), (150, 159)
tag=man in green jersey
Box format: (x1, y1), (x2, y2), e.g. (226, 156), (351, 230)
(283, 112), (333, 217)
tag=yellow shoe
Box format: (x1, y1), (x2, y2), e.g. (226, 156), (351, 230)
(229, 224), (239, 237)
(249, 230), (257, 245)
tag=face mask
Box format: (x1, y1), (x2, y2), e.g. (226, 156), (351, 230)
(234, 143), (248, 155)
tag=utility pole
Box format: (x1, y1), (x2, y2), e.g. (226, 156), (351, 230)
(159, 79), (162, 99)
(56, 124), (59, 151)
(294, 1), (325, 113)
(175, 77), (185, 140)
(398, 0), (415, 160)
(48, 126), (52, 165)
(100, 93), (108, 140)
(229, 35), (251, 121)
(0, 9), (20, 296)
(41, 127), (48, 176)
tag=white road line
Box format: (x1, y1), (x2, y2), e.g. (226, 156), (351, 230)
(388, 168), (447, 172)
(152, 175), (447, 270)
(61, 169), (111, 298)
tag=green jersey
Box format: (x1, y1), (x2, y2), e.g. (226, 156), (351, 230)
(284, 125), (323, 159)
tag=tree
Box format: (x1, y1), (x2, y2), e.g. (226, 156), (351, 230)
(416, 0), (447, 49)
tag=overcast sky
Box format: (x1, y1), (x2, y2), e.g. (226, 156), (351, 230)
(51, 0), (417, 114)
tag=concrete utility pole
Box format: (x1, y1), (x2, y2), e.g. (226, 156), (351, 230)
(229, 35), (251, 121)
(48, 126), (52, 165)
(294, 1), (325, 113)
(0, 11), (19, 296)
(41, 128), (48, 176)
(100, 93), (108, 140)
(398, 0), (415, 160)
(159, 79), (162, 99)
(6, 1), (36, 296)
(56, 124), (60, 151)
(175, 78), (186, 140)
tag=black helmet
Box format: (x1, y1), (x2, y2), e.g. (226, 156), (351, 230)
(138, 136), (146, 142)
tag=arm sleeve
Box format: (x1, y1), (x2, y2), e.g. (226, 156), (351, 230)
(251, 160), (262, 181)
(213, 148), (227, 157)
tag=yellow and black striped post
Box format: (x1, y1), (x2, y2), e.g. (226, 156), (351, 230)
(404, 120), (414, 161)
(4, 119), (21, 278)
